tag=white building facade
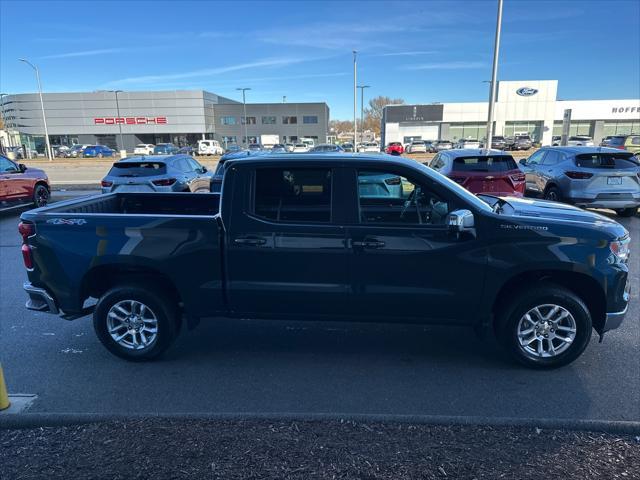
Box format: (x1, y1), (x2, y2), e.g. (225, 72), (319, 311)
(382, 80), (640, 146)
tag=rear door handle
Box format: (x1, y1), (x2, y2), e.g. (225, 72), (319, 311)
(234, 236), (267, 246)
(352, 239), (385, 249)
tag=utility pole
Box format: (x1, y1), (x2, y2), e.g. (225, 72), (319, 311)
(19, 58), (53, 161)
(236, 87), (251, 146)
(485, 0), (503, 150)
(353, 50), (357, 147)
(282, 95), (286, 103)
(357, 85), (370, 143)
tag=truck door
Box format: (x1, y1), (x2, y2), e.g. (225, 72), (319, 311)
(225, 165), (349, 316)
(345, 167), (486, 323)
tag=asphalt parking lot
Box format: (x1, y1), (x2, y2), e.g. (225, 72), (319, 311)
(0, 196), (638, 422)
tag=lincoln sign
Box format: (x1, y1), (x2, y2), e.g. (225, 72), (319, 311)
(94, 116), (168, 125)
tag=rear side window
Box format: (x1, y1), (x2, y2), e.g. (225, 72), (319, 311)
(109, 162), (166, 177)
(254, 168), (332, 223)
(632, 136), (640, 145)
(575, 153), (639, 169)
(452, 155), (517, 172)
(608, 137), (625, 146)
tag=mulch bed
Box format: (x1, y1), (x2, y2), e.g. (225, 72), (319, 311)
(1, 419), (638, 479)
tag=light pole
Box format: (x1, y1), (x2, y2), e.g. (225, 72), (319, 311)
(282, 95), (286, 103)
(107, 90), (124, 151)
(19, 58), (53, 161)
(357, 85), (370, 143)
(485, 0), (503, 150)
(236, 87), (251, 145)
(353, 50), (357, 146)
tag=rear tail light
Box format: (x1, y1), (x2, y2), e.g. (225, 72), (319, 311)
(18, 222), (36, 270)
(565, 171), (593, 179)
(152, 178), (177, 186)
(449, 176), (467, 184)
(101, 180), (113, 187)
(509, 172), (526, 182)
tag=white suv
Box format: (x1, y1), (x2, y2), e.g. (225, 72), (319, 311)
(198, 140), (224, 155)
(133, 144), (154, 155)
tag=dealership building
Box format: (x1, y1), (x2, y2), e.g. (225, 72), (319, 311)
(382, 80), (640, 146)
(0, 90), (330, 153)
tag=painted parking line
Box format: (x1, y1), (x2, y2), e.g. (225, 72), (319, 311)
(0, 395), (38, 414)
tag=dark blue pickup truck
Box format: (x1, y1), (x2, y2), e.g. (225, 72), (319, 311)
(19, 154), (631, 368)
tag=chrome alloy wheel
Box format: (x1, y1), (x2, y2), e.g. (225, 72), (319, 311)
(517, 304), (577, 358)
(106, 300), (158, 350)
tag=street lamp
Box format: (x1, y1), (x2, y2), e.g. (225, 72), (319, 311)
(485, 0), (504, 149)
(357, 85), (370, 143)
(352, 50), (357, 146)
(19, 58), (53, 161)
(236, 87), (251, 145)
(106, 90), (124, 151)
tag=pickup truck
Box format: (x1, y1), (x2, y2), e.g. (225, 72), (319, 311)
(19, 154), (631, 368)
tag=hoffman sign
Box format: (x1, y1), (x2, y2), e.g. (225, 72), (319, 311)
(94, 116), (168, 125)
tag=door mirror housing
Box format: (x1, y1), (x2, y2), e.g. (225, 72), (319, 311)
(18, 163), (27, 172)
(519, 158), (527, 165)
(447, 209), (475, 234)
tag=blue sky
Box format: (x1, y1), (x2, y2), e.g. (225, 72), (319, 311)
(1, 0), (639, 119)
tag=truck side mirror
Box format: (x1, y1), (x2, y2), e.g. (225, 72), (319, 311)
(519, 158), (527, 165)
(18, 163), (27, 172)
(447, 209), (475, 235)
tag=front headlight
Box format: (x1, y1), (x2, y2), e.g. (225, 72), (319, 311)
(610, 237), (631, 263)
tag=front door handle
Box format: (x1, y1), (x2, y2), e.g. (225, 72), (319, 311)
(352, 239), (385, 249)
(234, 236), (267, 246)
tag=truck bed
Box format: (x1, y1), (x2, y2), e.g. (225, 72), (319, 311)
(43, 192), (220, 217)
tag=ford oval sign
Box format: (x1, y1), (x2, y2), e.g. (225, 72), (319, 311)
(516, 87), (538, 97)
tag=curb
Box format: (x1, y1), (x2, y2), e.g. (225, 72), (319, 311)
(1, 412), (639, 435)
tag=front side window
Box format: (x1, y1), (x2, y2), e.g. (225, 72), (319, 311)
(526, 150), (546, 165)
(282, 116), (297, 124)
(358, 170), (452, 225)
(0, 155), (18, 173)
(221, 116), (236, 125)
(261, 116), (276, 124)
(303, 116), (318, 124)
(541, 151), (560, 165)
(254, 168), (332, 223)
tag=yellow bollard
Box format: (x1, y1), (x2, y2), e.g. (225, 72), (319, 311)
(0, 363), (10, 411)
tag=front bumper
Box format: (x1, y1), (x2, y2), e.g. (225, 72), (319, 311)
(602, 278), (631, 332)
(24, 282), (59, 314)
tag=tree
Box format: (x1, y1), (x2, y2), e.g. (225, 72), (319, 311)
(329, 119), (353, 134)
(364, 96), (405, 136)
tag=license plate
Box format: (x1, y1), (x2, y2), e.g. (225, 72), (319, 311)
(607, 177), (622, 185)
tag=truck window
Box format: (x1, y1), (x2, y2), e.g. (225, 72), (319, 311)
(254, 168), (332, 223)
(358, 170), (451, 225)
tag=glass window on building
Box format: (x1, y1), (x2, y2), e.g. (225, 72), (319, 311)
(504, 121), (543, 141)
(552, 121), (592, 137)
(603, 120), (640, 137)
(241, 116), (256, 125)
(221, 116), (237, 125)
(261, 116), (276, 125)
(243, 136), (258, 144)
(303, 116), (318, 124)
(448, 123), (488, 142)
(282, 116), (297, 124)
(222, 136), (237, 145)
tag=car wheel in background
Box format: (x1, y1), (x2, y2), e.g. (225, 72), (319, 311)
(495, 284), (592, 369)
(93, 283), (179, 361)
(615, 207), (637, 217)
(33, 184), (50, 208)
(544, 186), (562, 202)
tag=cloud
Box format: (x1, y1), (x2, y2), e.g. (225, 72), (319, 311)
(41, 48), (124, 59)
(403, 61), (486, 70)
(105, 57), (314, 86)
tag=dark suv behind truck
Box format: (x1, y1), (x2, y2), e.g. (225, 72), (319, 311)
(19, 154), (631, 368)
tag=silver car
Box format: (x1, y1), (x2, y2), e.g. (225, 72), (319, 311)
(519, 146), (640, 216)
(100, 154), (212, 194)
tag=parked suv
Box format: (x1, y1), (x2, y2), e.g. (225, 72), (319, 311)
(0, 155), (50, 210)
(429, 149), (525, 197)
(605, 135), (640, 155)
(198, 139), (224, 156)
(507, 135), (532, 151)
(406, 141), (427, 154)
(519, 146), (640, 216)
(153, 143), (179, 155)
(491, 136), (507, 150)
(83, 145), (114, 158)
(133, 144), (155, 155)
(385, 142), (404, 155)
(455, 139), (481, 149)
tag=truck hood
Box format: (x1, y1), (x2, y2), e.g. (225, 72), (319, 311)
(495, 196), (628, 237)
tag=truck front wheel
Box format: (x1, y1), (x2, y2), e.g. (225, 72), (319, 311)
(495, 285), (592, 369)
(93, 284), (179, 361)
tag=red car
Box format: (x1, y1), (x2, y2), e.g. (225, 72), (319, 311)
(428, 150), (525, 197)
(0, 154), (50, 211)
(385, 142), (404, 156)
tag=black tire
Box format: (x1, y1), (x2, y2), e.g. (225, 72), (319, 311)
(544, 186), (562, 202)
(93, 283), (179, 361)
(615, 207), (638, 217)
(495, 284), (592, 369)
(33, 184), (50, 208)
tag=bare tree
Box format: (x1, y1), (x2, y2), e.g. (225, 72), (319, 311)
(363, 96), (405, 136)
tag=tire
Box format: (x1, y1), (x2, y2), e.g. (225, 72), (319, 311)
(495, 284), (592, 369)
(33, 184), (50, 208)
(93, 283), (179, 361)
(544, 186), (562, 202)
(615, 207), (638, 217)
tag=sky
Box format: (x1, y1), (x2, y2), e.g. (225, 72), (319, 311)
(1, 0), (639, 119)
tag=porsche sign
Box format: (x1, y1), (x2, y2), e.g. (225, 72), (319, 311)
(94, 116), (168, 125)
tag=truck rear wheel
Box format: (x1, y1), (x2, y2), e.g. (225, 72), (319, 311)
(93, 284), (179, 361)
(495, 285), (592, 369)
(615, 207), (637, 217)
